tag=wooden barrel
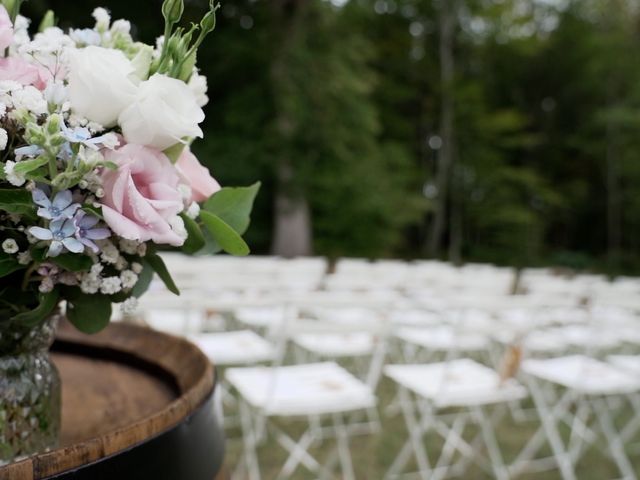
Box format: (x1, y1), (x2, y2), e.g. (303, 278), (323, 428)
(0, 321), (224, 480)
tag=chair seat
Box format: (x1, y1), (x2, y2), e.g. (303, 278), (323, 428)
(608, 355), (640, 376)
(234, 306), (286, 328)
(548, 325), (621, 350)
(189, 330), (275, 366)
(395, 326), (489, 352)
(226, 362), (376, 416)
(293, 332), (376, 357)
(144, 309), (204, 335)
(385, 359), (527, 408)
(522, 355), (640, 395)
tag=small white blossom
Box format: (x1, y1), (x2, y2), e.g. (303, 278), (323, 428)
(93, 7), (111, 32)
(90, 263), (104, 277)
(120, 270), (138, 290)
(44, 81), (69, 106)
(121, 297), (138, 316)
(11, 86), (48, 115)
(131, 262), (143, 274)
(100, 241), (119, 264)
(137, 243), (147, 257)
(188, 72), (209, 107)
(70, 28), (102, 46)
(114, 255), (128, 271)
(17, 251), (32, 265)
(5, 161), (26, 187)
(2, 239), (19, 254)
(186, 202), (200, 220)
(0, 128), (6, 150)
(100, 276), (122, 295)
(111, 19), (131, 35)
(119, 239), (139, 255)
(80, 274), (100, 294)
(169, 216), (188, 242)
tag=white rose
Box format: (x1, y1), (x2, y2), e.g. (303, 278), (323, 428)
(68, 46), (138, 127)
(118, 74), (204, 150)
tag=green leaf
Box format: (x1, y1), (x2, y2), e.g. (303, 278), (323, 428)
(0, 188), (36, 217)
(200, 211), (250, 256)
(13, 155), (49, 175)
(132, 261), (154, 298)
(202, 182), (260, 235)
(82, 204), (104, 220)
(11, 290), (59, 327)
(51, 253), (93, 272)
(66, 291), (112, 334)
(0, 251), (23, 278)
(180, 213), (205, 254)
(146, 252), (180, 295)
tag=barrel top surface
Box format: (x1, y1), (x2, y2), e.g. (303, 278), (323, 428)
(1, 320), (215, 480)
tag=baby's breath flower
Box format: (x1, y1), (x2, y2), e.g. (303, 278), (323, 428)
(120, 270), (138, 290)
(121, 297), (138, 316)
(17, 251), (32, 265)
(4, 161), (26, 187)
(2, 239), (19, 254)
(100, 276), (122, 295)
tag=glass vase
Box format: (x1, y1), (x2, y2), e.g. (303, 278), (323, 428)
(0, 314), (61, 465)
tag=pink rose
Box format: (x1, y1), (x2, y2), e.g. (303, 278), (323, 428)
(100, 144), (186, 246)
(0, 58), (49, 90)
(0, 5), (13, 52)
(176, 149), (221, 203)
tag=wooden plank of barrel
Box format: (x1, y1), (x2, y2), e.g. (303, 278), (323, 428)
(0, 320), (224, 480)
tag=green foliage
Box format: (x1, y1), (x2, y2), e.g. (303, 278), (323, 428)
(200, 211), (250, 256)
(203, 183), (261, 235)
(65, 289), (112, 334)
(145, 251), (180, 295)
(11, 290), (59, 327)
(180, 213), (206, 254)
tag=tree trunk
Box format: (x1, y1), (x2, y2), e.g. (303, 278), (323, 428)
(606, 118), (621, 259)
(272, 162), (313, 257)
(428, 0), (457, 257)
(269, 0), (313, 258)
(448, 162), (462, 264)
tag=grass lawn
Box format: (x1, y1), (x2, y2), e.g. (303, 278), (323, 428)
(224, 378), (640, 479)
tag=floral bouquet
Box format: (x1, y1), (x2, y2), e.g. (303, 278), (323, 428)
(0, 0), (258, 462)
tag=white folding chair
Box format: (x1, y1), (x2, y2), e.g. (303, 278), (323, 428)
(513, 355), (640, 480)
(384, 359), (527, 480)
(189, 330), (276, 430)
(226, 315), (389, 480)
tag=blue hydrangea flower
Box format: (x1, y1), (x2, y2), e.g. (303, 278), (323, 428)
(74, 211), (111, 253)
(29, 219), (85, 257)
(15, 145), (45, 160)
(32, 188), (80, 221)
(61, 123), (117, 151)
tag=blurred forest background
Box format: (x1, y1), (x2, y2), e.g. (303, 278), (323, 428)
(22, 0), (640, 274)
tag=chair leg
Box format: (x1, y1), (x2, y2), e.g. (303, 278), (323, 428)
(385, 388), (432, 479)
(333, 412), (356, 480)
(236, 400), (261, 480)
(526, 377), (577, 480)
(593, 397), (638, 480)
(275, 428), (320, 479)
(473, 406), (508, 480)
